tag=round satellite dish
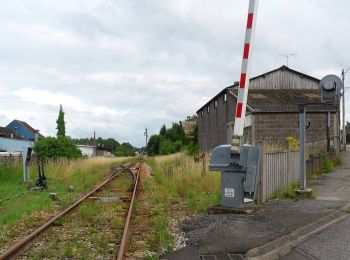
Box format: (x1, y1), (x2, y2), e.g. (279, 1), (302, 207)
(319, 74), (342, 98)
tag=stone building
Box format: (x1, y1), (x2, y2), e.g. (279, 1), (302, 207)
(196, 66), (340, 153)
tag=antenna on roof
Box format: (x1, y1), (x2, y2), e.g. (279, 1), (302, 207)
(278, 52), (297, 67)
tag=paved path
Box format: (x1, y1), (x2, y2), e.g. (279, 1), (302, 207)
(310, 146), (350, 202)
(281, 147), (350, 260)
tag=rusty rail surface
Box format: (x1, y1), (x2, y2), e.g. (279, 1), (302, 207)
(0, 164), (134, 260)
(117, 165), (140, 260)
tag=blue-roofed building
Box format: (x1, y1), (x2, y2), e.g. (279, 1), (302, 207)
(6, 120), (44, 141)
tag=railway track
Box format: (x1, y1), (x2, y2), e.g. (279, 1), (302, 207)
(0, 162), (141, 260)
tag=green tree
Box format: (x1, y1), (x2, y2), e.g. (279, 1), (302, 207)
(147, 135), (161, 155)
(159, 139), (177, 155)
(159, 124), (167, 136)
(56, 105), (66, 137)
(114, 143), (136, 157)
(34, 136), (82, 159)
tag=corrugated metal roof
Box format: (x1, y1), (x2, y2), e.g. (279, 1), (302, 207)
(230, 88), (339, 113)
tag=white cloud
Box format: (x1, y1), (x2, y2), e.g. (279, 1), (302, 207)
(0, 0), (349, 146)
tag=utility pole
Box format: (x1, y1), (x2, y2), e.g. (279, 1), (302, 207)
(144, 128), (148, 154)
(341, 69), (349, 150)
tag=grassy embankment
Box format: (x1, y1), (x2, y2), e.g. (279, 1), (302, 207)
(131, 152), (220, 258)
(0, 157), (127, 246)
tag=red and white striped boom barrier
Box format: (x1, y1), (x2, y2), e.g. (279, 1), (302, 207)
(231, 0), (259, 154)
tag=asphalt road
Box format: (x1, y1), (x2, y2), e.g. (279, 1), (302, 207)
(281, 216), (350, 260)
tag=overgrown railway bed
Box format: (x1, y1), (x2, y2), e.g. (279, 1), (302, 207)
(0, 163), (141, 260)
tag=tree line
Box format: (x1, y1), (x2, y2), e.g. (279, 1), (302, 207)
(72, 137), (136, 157)
(34, 105), (136, 159)
(147, 117), (198, 156)
(33, 105), (198, 159)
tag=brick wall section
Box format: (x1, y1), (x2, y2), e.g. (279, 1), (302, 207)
(253, 112), (338, 148)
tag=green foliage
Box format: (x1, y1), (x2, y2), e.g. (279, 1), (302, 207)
(287, 136), (300, 149)
(72, 137), (120, 152)
(114, 142), (136, 157)
(159, 124), (167, 136)
(148, 216), (174, 253)
(186, 141), (199, 156)
(34, 136), (82, 159)
(273, 181), (299, 200)
(147, 135), (162, 156)
(147, 121), (191, 156)
(323, 155), (334, 173)
(185, 115), (198, 122)
(159, 139), (177, 155)
(56, 105), (66, 137)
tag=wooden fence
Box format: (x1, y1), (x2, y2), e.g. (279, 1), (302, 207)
(256, 149), (337, 203)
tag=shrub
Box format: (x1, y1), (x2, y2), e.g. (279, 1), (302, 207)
(114, 142), (136, 157)
(34, 136), (82, 159)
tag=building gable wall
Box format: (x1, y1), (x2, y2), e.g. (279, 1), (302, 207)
(250, 69), (319, 90)
(6, 121), (36, 141)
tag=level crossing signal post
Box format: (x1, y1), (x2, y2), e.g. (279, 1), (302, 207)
(298, 75), (342, 193)
(209, 0), (261, 209)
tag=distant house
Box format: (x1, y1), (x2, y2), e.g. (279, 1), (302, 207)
(6, 120), (44, 141)
(197, 66), (340, 153)
(95, 147), (112, 157)
(0, 127), (21, 140)
(0, 127), (33, 153)
(77, 145), (96, 158)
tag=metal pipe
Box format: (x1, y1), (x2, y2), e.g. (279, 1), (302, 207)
(341, 69), (348, 150)
(299, 107), (306, 190)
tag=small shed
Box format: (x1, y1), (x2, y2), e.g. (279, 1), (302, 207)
(77, 145), (96, 158)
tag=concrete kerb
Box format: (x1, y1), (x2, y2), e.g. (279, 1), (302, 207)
(246, 204), (350, 260)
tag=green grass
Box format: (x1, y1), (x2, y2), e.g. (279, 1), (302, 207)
(273, 181), (299, 200)
(140, 153), (220, 256)
(146, 153), (220, 212)
(273, 181), (316, 200)
(0, 157), (126, 235)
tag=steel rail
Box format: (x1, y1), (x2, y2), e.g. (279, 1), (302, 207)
(0, 164), (131, 260)
(116, 165), (140, 260)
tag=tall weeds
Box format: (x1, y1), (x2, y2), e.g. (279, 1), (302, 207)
(147, 152), (220, 212)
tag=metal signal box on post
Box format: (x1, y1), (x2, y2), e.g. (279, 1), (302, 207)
(210, 145), (260, 208)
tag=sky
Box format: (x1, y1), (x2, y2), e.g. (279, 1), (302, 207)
(0, 0), (349, 147)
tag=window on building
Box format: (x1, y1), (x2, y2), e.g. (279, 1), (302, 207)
(207, 106), (210, 113)
(214, 100), (218, 108)
(224, 93), (227, 102)
(201, 110), (204, 117)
